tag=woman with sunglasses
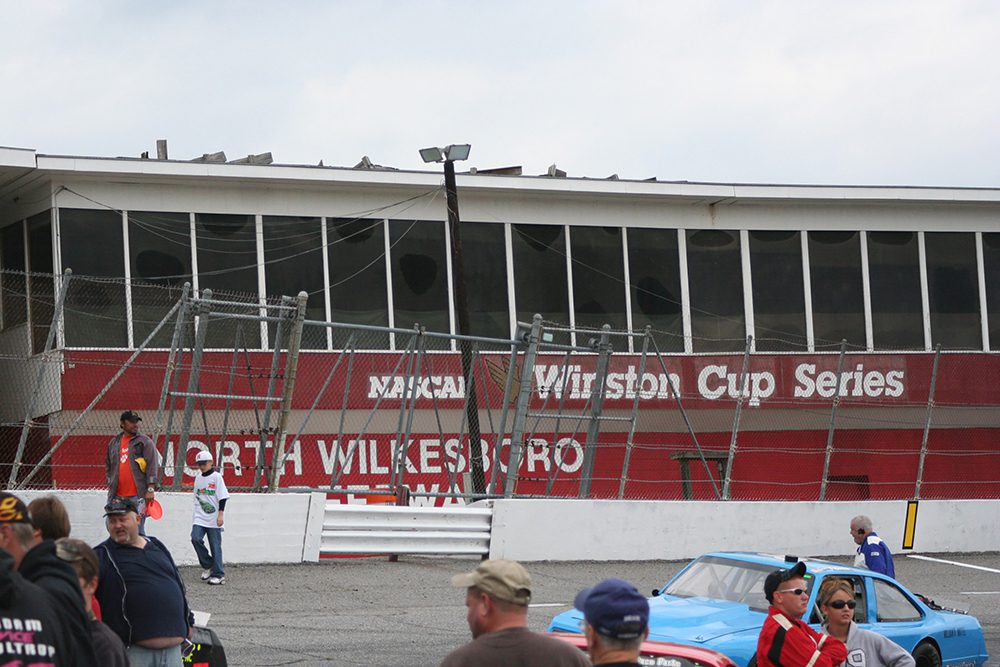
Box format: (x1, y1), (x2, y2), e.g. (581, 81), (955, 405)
(818, 578), (915, 667)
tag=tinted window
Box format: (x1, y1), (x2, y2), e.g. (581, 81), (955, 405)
(868, 232), (924, 350)
(873, 579), (921, 622)
(986, 233), (1000, 349)
(627, 228), (684, 353)
(389, 219), (449, 350)
(460, 222), (510, 342)
(28, 212), (53, 354)
(808, 231), (866, 350)
(60, 208), (128, 347)
(664, 555), (777, 612)
(129, 211), (192, 348)
(263, 216), (326, 350)
(750, 231), (807, 351)
(1, 222), (27, 329)
(327, 218), (389, 349)
(925, 232), (981, 350)
(196, 213), (260, 349)
(512, 224), (570, 345)
(571, 226), (627, 332)
(686, 230), (745, 352)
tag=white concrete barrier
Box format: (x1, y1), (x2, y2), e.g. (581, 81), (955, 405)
(17, 490), (320, 565)
(488, 499), (1000, 561)
(13, 491), (999, 565)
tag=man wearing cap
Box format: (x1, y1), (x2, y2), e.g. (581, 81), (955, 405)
(95, 497), (194, 666)
(105, 410), (159, 534)
(757, 561), (847, 667)
(575, 578), (649, 666)
(440, 559), (590, 667)
(0, 491), (99, 666)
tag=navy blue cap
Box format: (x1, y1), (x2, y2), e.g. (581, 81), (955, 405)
(574, 578), (649, 639)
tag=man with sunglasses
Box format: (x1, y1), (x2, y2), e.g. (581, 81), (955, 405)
(757, 561), (847, 667)
(850, 515), (895, 577)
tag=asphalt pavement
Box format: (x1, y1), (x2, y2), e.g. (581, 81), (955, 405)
(181, 552), (1000, 667)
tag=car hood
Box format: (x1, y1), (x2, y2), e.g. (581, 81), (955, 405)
(647, 595), (765, 644)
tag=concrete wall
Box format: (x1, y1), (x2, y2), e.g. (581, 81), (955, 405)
(488, 499), (1000, 561)
(17, 490), (324, 565)
(13, 492), (999, 565)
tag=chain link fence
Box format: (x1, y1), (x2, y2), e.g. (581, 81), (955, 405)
(2, 270), (999, 503)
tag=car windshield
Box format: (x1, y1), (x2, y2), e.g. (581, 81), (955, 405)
(664, 556), (781, 611)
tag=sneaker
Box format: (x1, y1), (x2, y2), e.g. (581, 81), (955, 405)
(207, 576), (226, 585)
(200, 570), (211, 581)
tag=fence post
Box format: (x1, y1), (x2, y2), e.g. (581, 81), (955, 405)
(723, 335), (753, 501)
(150, 283), (190, 459)
(915, 344), (942, 500)
(8, 269), (72, 488)
(393, 326), (426, 491)
(618, 327), (651, 499)
(269, 291), (309, 492)
(488, 345), (522, 494)
(579, 325), (612, 499)
(254, 295), (291, 491)
(819, 339), (848, 501)
(505, 315), (543, 498)
(174, 290), (212, 490)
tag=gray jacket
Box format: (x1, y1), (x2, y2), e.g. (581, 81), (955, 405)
(823, 622), (916, 667)
(105, 431), (160, 500)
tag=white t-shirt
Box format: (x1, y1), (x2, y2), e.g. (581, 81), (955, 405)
(192, 469), (229, 528)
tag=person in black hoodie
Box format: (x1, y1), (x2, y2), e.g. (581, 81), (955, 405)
(0, 492), (98, 667)
(0, 547), (64, 666)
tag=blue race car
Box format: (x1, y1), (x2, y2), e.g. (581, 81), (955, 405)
(548, 552), (988, 667)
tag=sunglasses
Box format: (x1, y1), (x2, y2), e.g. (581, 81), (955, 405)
(777, 588), (808, 596)
(828, 600), (857, 610)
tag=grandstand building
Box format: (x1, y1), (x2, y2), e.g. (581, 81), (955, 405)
(1, 144), (998, 501)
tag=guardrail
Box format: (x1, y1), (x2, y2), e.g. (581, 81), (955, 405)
(320, 502), (493, 557)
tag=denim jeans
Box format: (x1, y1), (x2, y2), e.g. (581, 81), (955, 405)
(127, 643), (183, 667)
(191, 524), (224, 577)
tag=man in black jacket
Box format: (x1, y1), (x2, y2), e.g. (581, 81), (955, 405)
(0, 492), (97, 666)
(0, 547), (64, 665)
(95, 497), (194, 665)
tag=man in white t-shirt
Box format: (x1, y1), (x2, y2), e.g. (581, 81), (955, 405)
(191, 450), (230, 585)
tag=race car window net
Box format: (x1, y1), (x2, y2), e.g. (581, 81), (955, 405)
(663, 556), (786, 612)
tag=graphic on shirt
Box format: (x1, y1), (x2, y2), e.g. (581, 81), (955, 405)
(846, 648), (866, 667)
(0, 615), (58, 666)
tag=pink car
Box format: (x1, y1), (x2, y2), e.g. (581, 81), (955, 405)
(549, 631), (738, 667)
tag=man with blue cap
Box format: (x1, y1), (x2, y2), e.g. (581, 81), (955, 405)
(575, 578), (649, 666)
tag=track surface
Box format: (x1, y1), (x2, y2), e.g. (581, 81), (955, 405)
(181, 553), (999, 667)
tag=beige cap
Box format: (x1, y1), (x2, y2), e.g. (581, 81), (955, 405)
(451, 559), (532, 605)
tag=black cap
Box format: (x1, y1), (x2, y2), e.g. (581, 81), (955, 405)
(764, 561), (807, 602)
(0, 492), (31, 524)
(104, 497), (139, 516)
(120, 410), (142, 422)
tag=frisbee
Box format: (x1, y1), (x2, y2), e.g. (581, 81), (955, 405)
(147, 499), (163, 520)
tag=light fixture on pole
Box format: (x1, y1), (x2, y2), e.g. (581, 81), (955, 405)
(419, 143), (486, 496)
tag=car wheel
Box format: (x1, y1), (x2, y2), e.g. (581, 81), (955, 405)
(912, 642), (941, 667)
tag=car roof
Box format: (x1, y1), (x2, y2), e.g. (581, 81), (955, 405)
(699, 551), (868, 575)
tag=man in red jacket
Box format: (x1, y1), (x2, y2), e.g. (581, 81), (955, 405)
(757, 561), (847, 667)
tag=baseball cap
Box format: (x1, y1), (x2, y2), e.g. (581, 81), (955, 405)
(120, 410), (142, 422)
(764, 560), (808, 602)
(451, 559), (532, 605)
(104, 497), (140, 516)
(195, 450), (213, 463)
(574, 578), (649, 639)
(0, 492), (31, 524)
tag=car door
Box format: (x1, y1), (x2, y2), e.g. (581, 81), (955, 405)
(863, 575), (925, 652)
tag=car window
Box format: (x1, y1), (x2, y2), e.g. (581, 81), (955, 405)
(809, 576), (867, 625)
(873, 579), (921, 622)
(664, 556), (778, 611)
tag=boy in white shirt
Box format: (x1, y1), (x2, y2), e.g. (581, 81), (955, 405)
(191, 450), (230, 585)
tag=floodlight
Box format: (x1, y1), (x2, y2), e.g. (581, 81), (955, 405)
(419, 147), (444, 163)
(444, 144), (471, 161)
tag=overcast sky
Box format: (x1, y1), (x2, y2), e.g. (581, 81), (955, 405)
(3, 1), (999, 186)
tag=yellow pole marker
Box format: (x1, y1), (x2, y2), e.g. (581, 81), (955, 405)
(902, 500), (919, 550)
